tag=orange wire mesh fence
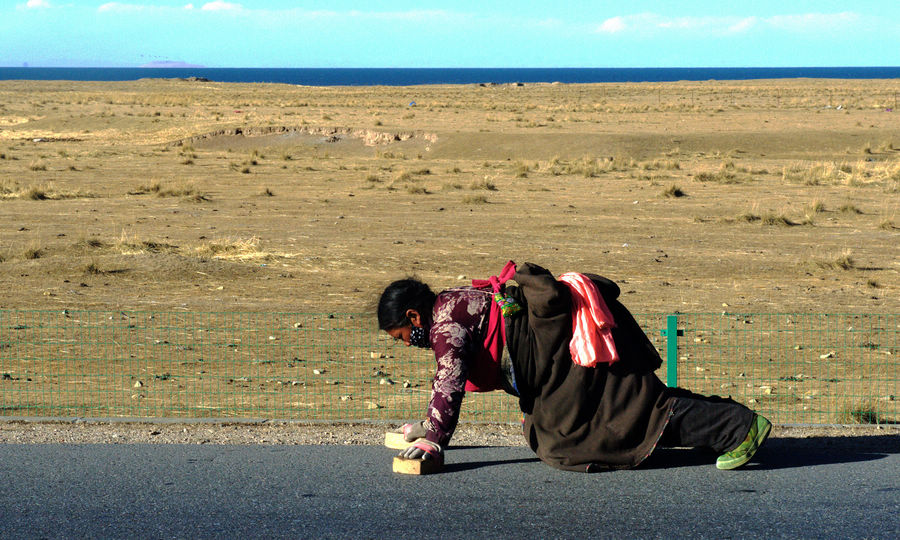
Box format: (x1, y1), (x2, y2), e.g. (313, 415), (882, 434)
(0, 311), (896, 425)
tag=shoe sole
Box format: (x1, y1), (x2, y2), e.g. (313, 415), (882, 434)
(716, 417), (772, 470)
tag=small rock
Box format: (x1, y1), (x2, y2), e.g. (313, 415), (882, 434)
(293, 322), (303, 328)
(268, 336), (277, 341)
(819, 352), (835, 359)
(340, 395), (352, 401)
(364, 401), (382, 410)
(133, 380), (143, 388)
(312, 369), (325, 375)
(379, 378), (394, 385)
(748, 398), (758, 404)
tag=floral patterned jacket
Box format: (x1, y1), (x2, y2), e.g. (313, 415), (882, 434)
(423, 288), (495, 446)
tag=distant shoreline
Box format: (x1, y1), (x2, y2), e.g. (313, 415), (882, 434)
(2, 66), (899, 86)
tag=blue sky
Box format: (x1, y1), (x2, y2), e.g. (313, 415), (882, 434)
(3, 1), (899, 68)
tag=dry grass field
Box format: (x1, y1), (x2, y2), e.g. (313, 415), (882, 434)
(0, 78), (898, 424)
(0, 78), (897, 315)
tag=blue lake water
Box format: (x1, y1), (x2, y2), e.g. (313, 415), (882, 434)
(1, 67), (899, 86)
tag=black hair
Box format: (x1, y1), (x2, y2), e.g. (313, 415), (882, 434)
(377, 278), (436, 330)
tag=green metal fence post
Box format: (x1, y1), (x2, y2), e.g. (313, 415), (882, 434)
(663, 314), (680, 387)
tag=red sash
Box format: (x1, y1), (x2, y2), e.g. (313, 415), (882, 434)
(465, 261), (516, 392)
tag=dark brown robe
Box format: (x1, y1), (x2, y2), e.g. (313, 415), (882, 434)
(504, 263), (674, 472)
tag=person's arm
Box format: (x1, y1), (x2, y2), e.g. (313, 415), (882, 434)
(422, 320), (470, 447)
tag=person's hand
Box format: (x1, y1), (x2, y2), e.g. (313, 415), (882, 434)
(400, 421), (427, 442)
(399, 440), (443, 465)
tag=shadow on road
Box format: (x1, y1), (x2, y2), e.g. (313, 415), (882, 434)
(642, 434), (900, 470)
(443, 456), (541, 473)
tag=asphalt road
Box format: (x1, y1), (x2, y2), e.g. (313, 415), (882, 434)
(1, 435), (897, 539)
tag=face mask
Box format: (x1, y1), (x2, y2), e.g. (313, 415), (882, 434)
(408, 326), (430, 349)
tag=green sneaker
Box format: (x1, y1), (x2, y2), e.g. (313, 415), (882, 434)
(716, 414), (772, 470)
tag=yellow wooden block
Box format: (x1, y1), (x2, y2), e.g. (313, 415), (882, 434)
(384, 431), (424, 450)
(392, 456), (443, 475)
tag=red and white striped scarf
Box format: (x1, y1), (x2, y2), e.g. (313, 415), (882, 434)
(558, 272), (620, 367)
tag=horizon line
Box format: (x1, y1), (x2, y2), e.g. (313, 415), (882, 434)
(4, 65), (900, 70)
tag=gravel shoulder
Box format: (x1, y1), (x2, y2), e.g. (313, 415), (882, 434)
(1, 419), (896, 448)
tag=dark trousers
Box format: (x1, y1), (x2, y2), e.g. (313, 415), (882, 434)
(658, 388), (756, 453)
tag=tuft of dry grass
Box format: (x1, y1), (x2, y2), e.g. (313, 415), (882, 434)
(195, 236), (295, 262)
(809, 200), (826, 213)
(22, 246), (43, 260)
(731, 211), (797, 226)
(695, 162), (744, 184)
(760, 212), (797, 226)
(0, 179), (17, 195)
(1, 181), (95, 200)
(75, 238), (108, 250)
(462, 194), (489, 204)
(815, 251), (856, 271)
(784, 160), (900, 187)
(392, 170), (412, 183)
(661, 184), (686, 198)
(133, 181), (207, 200)
(546, 155), (635, 178)
(24, 186), (49, 200)
(514, 162), (529, 178)
(469, 178), (498, 191)
(838, 402), (884, 424)
(156, 182), (197, 198)
(115, 232), (179, 255)
(83, 260), (104, 275)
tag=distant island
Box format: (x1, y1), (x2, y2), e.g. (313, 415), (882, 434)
(140, 61), (206, 68)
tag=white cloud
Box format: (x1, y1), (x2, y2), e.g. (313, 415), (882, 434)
(201, 1), (241, 11)
(596, 12), (860, 37)
(96, 0), (240, 12)
(26, 0), (50, 8)
(98, 2), (139, 12)
(598, 16), (626, 34)
(728, 17), (758, 34)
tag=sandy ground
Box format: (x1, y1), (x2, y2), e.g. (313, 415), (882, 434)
(0, 78), (897, 428)
(0, 78), (897, 315)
